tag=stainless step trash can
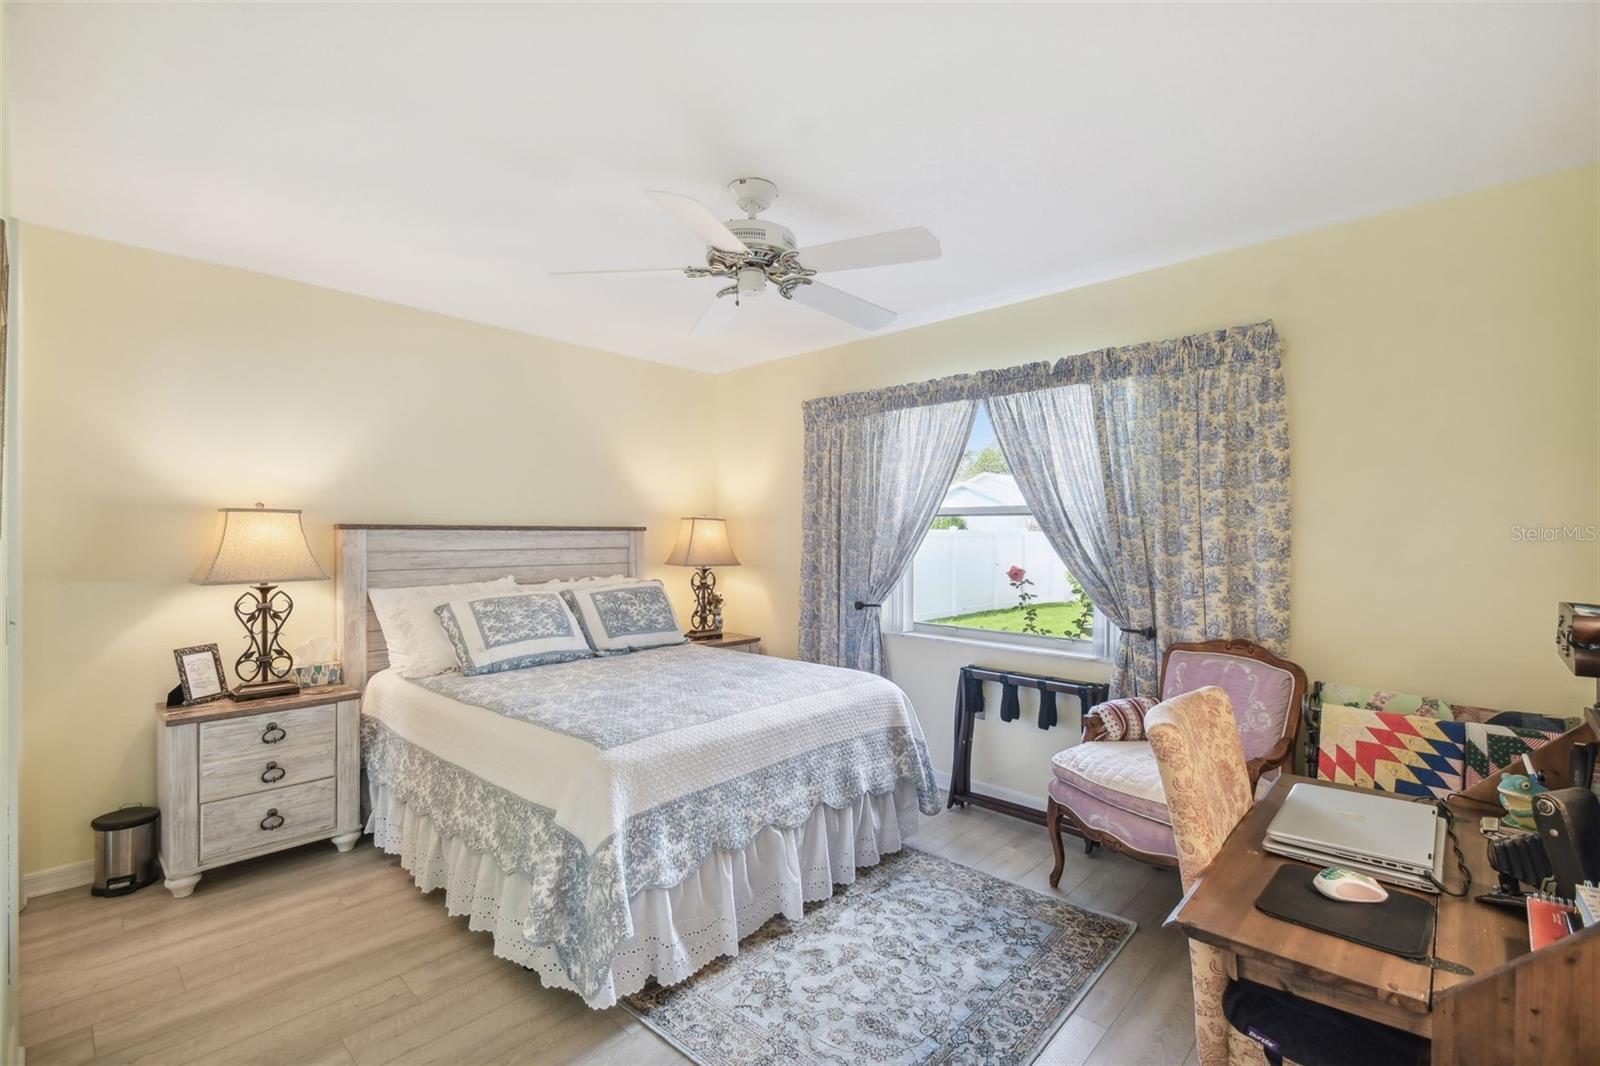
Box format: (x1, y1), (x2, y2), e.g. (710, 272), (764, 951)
(91, 805), (160, 896)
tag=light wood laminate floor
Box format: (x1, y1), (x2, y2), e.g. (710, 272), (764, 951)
(19, 804), (1194, 1066)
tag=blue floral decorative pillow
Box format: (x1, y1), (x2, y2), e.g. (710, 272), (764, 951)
(433, 591), (594, 675)
(561, 580), (687, 654)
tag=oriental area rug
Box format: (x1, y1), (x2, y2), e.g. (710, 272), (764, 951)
(623, 847), (1135, 1066)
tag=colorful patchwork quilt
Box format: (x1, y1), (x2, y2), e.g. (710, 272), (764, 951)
(1315, 704), (1467, 798)
(1315, 682), (1576, 796)
(1463, 721), (1557, 787)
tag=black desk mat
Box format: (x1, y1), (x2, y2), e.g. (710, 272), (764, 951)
(1254, 865), (1435, 960)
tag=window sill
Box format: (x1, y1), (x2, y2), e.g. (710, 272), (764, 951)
(887, 628), (1111, 664)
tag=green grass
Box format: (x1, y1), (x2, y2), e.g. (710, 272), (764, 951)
(927, 600), (1093, 639)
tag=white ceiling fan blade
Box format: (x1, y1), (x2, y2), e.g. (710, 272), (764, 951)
(550, 267), (687, 277)
(644, 190), (749, 254)
(796, 227), (941, 273)
(690, 292), (739, 336)
(786, 282), (897, 331)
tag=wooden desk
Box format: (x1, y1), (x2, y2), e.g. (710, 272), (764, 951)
(1172, 776), (1531, 1041)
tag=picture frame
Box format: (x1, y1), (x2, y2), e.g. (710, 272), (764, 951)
(174, 643), (229, 705)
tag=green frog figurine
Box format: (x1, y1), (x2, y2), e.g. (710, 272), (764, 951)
(1497, 773), (1547, 830)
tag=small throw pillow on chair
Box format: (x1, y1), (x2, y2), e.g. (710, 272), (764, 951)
(1094, 696), (1158, 741)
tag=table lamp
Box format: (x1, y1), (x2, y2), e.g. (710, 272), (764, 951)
(192, 504), (328, 700)
(665, 516), (740, 640)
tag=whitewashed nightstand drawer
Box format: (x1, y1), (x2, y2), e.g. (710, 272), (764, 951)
(158, 685), (361, 898)
(198, 747), (336, 803)
(199, 777), (336, 862)
(199, 703), (334, 761)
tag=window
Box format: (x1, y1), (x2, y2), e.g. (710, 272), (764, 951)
(891, 403), (1108, 657)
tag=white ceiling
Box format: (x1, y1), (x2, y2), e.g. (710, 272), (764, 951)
(9, 3), (1597, 373)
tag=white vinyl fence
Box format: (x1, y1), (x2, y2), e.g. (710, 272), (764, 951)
(912, 528), (1077, 620)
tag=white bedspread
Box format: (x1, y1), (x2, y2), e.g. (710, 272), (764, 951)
(364, 645), (932, 853)
(360, 644), (939, 1002)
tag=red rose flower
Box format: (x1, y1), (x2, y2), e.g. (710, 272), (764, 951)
(1006, 566), (1026, 583)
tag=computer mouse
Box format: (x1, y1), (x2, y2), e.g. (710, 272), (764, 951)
(1313, 866), (1389, 903)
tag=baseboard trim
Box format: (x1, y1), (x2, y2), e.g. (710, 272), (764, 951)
(931, 768), (1046, 814)
(21, 859), (94, 906)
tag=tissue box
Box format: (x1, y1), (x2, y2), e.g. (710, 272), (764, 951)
(294, 662), (343, 689)
(291, 637), (341, 689)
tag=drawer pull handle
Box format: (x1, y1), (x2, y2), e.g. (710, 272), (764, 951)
(260, 809), (285, 831)
(260, 762), (286, 784)
(261, 722), (287, 744)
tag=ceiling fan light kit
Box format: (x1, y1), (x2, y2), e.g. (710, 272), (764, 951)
(736, 266), (766, 298)
(557, 176), (941, 334)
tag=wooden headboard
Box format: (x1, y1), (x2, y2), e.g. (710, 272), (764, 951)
(334, 524), (646, 689)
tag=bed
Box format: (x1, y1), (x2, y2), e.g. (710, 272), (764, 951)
(336, 524), (939, 1008)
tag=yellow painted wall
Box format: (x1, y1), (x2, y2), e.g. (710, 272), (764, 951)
(713, 166), (1600, 802)
(17, 226), (716, 875)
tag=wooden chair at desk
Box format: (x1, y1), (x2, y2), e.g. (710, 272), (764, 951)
(1145, 686), (1273, 1065)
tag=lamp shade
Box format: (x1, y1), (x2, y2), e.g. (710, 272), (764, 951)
(192, 505), (328, 585)
(664, 517), (740, 568)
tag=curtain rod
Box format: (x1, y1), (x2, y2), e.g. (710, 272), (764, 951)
(802, 319), (1280, 426)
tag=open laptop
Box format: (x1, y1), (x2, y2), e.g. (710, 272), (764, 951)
(1264, 782), (1447, 893)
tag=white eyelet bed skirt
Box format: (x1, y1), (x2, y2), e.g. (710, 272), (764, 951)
(366, 778), (926, 1009)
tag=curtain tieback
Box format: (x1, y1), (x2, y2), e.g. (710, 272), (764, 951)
(854, 601), (880, 610)
(1118, 625), (1156, 639)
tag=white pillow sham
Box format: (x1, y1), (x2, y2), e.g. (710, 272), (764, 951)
(519, 574), (629, 592)
(368, 577), (518, 678)
(434, 590), (593, 675)
(561, 579), (688, 654)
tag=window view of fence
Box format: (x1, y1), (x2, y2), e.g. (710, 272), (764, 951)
(907, 407), (1094, 643)
(911, 520), (1094, 641)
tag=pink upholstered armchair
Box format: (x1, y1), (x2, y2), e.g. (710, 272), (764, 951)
(1047, 640), (1307, 880)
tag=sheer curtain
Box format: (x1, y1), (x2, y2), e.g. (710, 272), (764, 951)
(988, 384), (1155, 695)
(800, 399), (977, 674)
(991, 323), (1291, 696)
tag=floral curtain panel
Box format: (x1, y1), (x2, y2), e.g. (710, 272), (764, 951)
(987, 383), (1145, 688)
(800, 398), (977, 673)
(991, 322), (1291, 696)
(799, 320), (1289, 693)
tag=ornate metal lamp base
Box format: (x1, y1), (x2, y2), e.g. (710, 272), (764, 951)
(685, 566), (723, 640)
(233, 582), (300, 700)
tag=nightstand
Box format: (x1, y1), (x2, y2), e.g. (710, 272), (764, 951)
(692, 632), (762, 653)
(154, 684), (361, 898)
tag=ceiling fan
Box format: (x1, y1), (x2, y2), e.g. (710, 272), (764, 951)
(553, 177), (941, 335)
